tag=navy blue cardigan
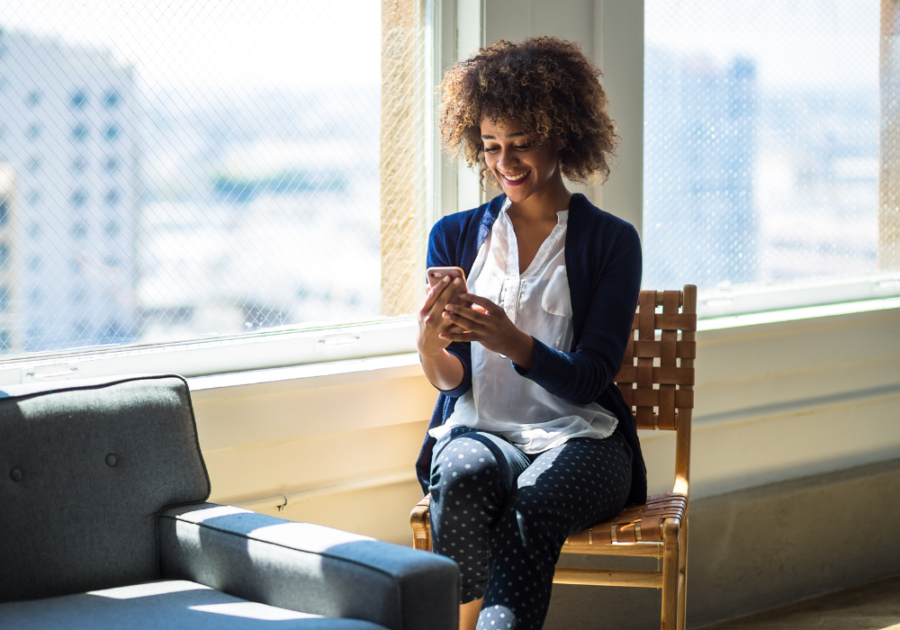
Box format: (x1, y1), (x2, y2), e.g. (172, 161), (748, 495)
(415, 193), (648, 507)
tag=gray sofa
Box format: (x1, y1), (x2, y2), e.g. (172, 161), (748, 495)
(0, 374), (458, 629)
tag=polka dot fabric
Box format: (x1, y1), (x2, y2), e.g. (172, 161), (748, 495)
(429, 426), (632, 630)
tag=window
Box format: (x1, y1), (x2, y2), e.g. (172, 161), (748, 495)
(27, 91), (41, 107)
(26, 190), (40, 205)
(70, 189), (87, 208)
(104, 90), (120, 109)
(27, 124), (40, 139)
(72, 124), (88, 142)
(104, 219), (120, 237)
(101, 320), (131, 344)
(27, 157), (40, 173)
(0, 243), (8, 269)
(644, 0), (899, 315)
(73, 319), (89, 337)
(0, 331), (11, 353)
(25, 324), (43, 351)
(27, 255), (41, 272)
(71, 221), (88, 238)
(0, 2), (430, 363)
(0, 286), (10, 312)
(0, 200), (8, 225)
(71, 90), (87, 109)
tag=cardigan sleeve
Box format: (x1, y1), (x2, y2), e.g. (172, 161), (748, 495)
(425, 218), (473, 399)
(514, 223), (642, 404)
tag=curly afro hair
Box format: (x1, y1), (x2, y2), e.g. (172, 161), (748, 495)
(439, 36), (619, 188)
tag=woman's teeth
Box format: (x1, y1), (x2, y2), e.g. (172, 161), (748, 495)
(504, 172), (528, 181)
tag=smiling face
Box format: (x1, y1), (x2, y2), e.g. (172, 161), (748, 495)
(480, 117), (565, 207)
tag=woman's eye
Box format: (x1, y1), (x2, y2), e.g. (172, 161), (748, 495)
(515, 143), (533, 150)
(484, 146), (499, 153)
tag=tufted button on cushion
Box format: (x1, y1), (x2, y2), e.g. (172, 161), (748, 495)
(10, 468), (22, 482)
(0, 374), (211, 603)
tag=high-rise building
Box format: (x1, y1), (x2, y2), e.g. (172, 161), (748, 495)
(0, 26), (138, 353)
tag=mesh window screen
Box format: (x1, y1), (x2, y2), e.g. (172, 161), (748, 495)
(0, 1), (430, 357)
(644, 0), (899, 292)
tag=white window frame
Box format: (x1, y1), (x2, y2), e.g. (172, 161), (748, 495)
(629, 0), (900, 317)
(0, 1), (452, 385)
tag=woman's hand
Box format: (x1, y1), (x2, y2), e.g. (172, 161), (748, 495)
(441, 293), (536, 369)
(417, 276), (464, 357)
(417, 277), (466, 391)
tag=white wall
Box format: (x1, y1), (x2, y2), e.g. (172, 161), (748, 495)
(191, 303), (900, 545)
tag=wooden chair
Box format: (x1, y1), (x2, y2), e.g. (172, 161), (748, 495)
(410, 285), (698, 630)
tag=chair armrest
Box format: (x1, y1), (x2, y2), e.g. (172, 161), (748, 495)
(159, 503), (458, 630)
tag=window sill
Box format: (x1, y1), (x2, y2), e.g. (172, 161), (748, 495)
(699, 295), (900, 336)
(698, 270), (900, 320)
(0, 317), (419, 387)
(0, 282), (897, 391)
(189, 294), (899, 402)
(188, 351), (423, 401)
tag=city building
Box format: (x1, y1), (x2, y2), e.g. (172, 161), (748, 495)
(0, 26), (138, 353)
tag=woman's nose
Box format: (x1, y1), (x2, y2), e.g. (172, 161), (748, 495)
(498, 149), (518, 169)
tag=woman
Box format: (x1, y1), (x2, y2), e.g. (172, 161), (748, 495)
(415, 37), (646, 630)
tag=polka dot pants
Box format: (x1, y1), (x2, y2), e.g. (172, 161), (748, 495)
(429, 427), (633, 630)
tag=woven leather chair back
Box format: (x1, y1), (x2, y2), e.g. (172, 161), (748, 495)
(614, 287), (698, 431)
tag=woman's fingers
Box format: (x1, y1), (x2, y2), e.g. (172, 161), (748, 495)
(443, 303), (489, 328)
(420, 276), (452, 314)
(439, 328), (476, 342)
(420, 284), (439, 313)
(459, 293), (499, 312)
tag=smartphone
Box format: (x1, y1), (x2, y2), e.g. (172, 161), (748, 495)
(426, 266), (467, 303)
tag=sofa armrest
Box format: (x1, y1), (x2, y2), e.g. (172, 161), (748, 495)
(158, 504), (458, 630)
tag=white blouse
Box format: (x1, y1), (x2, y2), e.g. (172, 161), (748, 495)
(430, 197), (618, 453)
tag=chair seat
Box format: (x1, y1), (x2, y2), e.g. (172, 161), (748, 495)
(564, 492), (687, 547)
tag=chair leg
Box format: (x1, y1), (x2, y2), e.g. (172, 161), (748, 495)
(410, 496), (433, 551)
(660, 519), (680, 630)
(677, 512), (689, 630)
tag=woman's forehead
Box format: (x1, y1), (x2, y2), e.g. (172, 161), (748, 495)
(480, 117), (530, 137)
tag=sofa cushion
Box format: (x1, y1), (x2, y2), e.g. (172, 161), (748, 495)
(0, 375), (210, 602)
(160, 504), (460, 630)
(0, 580), (389, 629)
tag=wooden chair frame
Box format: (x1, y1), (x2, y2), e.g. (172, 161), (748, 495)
(411, 285), (697, 630)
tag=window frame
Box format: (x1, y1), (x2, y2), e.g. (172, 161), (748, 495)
(635, 0), (900, 314)
(0, 0), (446, 384)
(0, 0), (898, 387)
